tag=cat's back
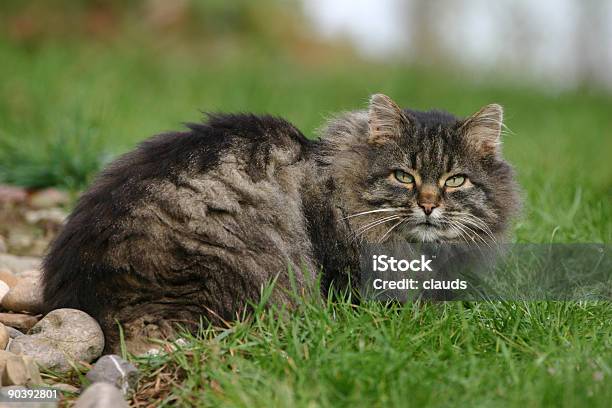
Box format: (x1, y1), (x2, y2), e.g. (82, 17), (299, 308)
(42, 114), (316, 325)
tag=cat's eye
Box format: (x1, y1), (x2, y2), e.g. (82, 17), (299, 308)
(445, 175), (466, 188)
(393, 170), (414, 184)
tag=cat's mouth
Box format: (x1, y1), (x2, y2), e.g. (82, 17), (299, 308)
(415, 219), (442, 229)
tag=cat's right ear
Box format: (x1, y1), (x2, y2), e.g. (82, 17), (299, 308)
(367, 94), (410, 145)
(460, 103), (504, 156)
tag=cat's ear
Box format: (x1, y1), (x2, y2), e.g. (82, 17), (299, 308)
(367, 94), (410, 145)
(461, 104), (504, 156)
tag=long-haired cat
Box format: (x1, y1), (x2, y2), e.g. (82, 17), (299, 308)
(42, 94), (520, 353)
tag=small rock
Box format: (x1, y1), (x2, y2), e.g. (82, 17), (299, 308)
(51, 382), (80, 394)
(0, 282), (9, 305)
(2, 356), (28, 386)
(86, 354), (139, 396)
(0, 255), (40, 275)
(0, 350), (12, 365)
(0, 270), (20, 288)
(142, 347), (163, 357)
(0, 324), (8, 350)
(24, 209), (67, 227)
(9, 309), (104, 373)
(73, 382), (128, 408)
(28, 188), (70, 209)
(2, 356), (43, 386)
(0, 185), (27, 204)
(22, 356), (44, 385)
(2, 278), (43, 314)
(0, 350), (43, 386)
(0, 313), (39, 331)
(5, 327), (24, 339)
(17, 270), (41, 281)
(6, 232), (33, 253)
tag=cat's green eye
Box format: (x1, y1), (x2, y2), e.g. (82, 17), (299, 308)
(445, 175), (466, 188)
(394, 170), (414, 184)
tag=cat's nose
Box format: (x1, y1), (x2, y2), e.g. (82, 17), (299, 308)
(417, 184), (440, 216)
(418, 203), (437, 216)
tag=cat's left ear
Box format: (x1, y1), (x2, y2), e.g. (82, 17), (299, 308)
(461, 104), (504, 156)
(367, 94), (410, 145)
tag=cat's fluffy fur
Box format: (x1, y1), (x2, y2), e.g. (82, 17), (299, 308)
(42, 95), (520, 353)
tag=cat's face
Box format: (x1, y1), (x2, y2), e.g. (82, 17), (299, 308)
(336, 94), (519, 244)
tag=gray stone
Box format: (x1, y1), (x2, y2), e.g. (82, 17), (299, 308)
(6, 232), (33, 254)
(86, 354), (138, 396)
(5, 327), (24, 339)
(24, 209), (67, 226)
(73, 382), (128, 408)
(0, 269), (20, 288)
(1, 278), (43, 314)
(0, 283), (9, 309)
(0, 324), (8, 350)
(0, 351), (43, 386)
(9, 309), (104, 373)
(0, 255), (40, 275)
(0, 185), (27, 204)
(28, 188), (69, 209)
(17, 270), (41, 281)
(0, 313), (39, 331)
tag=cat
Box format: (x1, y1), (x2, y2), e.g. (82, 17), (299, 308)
(42, 94), (520, 353)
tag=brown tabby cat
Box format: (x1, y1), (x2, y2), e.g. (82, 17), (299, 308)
(42, 94), (520, 353)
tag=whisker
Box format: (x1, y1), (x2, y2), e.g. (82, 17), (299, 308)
(448, 211), (498, 245)
(444, 222), (470, 246)
(353, 215), (399, 235)
(454, 220), (492, 249)
(461, 219), (497, 245)
(453, 213), (498, 245)
(352, 216), (400, 243)
(342, 208), (404, 220)
(448, 220), (481, 248)
(377, 217), (408, 243)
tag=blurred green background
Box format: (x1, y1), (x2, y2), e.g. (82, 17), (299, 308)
(0, 0), (610, 243)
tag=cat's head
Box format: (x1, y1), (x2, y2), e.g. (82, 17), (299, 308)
(320, 93), (520, 244)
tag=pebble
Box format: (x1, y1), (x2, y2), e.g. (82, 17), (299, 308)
(2, 277), (43, 314)
(6, 232), (33, 253)
(0, 255), (40, 275)
(5, 327), (24, 339)
(0, 185), (27, 204)
(0, 350), (43, 386)
(16, 269), (41, 280)
(0, 313), (39, 331)
(9, 309), (104, 373)
(0, 270), (20, 288)
(28, 188), (70, 209)
(0, 282), (9, 305)
(73, 382), (129, 408)
(86, 354), (139, 396)
(0, 324), (8, 350)
(24, 209), (67, 227)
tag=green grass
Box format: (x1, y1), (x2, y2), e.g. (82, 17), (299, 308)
(131, 296), (610, 407)
(1, 40), (610, 406)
